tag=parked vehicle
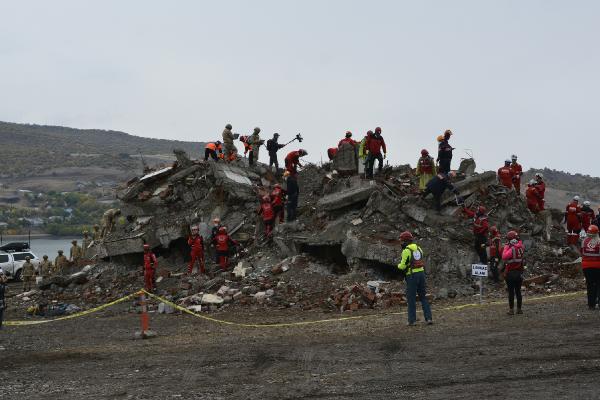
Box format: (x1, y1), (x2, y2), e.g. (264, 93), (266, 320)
(0, 251), (40, 281)
(0, 242), (30, 252)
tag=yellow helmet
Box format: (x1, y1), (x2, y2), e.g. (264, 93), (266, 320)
(436, 135), (444, 142)
(283, 170), (291, 177)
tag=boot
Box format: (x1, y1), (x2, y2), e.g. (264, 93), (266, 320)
(516, 308), (523, 314)
(507, 309), (514, 315)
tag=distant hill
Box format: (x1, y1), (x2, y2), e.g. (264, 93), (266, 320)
(524, 168), (600, 209)
(0, 121), (205, 191)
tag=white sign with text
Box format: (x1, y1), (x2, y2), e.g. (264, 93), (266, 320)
(471, 264), (488, 277)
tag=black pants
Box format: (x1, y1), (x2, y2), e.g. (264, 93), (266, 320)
(287, 195), (298, 222)
(439, 158), (451, 174)
(365, 153), (383, 178)
(269, 152), (279, 170)
(583, 268), (600, 309)
(0, 307), (4, 329)
(506, 270), (523, 310)
(204, 149), (218, 161)
(474, 234), (488, 264)
(422, 189), (442, 211)
(489, 256), (500, 282)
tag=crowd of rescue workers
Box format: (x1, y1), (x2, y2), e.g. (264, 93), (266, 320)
(1, 126), (599, 328)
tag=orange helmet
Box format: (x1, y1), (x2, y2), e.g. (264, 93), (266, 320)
(437, 135), (444, 142)
(399, 231), (413, 242)
(588, 225), (599, 235)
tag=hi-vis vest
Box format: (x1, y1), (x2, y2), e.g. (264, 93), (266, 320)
(398, 243), (425, 276)
(582, 238), (600, 269)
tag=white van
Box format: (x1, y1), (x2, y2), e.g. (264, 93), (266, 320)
(0, 251), (41, 281)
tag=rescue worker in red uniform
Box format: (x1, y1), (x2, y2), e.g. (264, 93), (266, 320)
(416, 149), (436, 191)
(510, 155), (523, 195)
(564, 196), (582, 245)
(285, 149), (308, 177)
(338, 131), (358, 148)
(463, 205), (489, 265)
(581, 225), (600, 309)
(525, 180), (542, 213)
(258, 195), (276, 238)
(501, 231), (524, 315)
(534, 173), (546, 210)
(327, 147), (338, 161)
(581, 201), (595, 232)
(204, 141), (223, 161)
(187, 226), (205, 274)
(364, 127), (387, 179)
(142, 244), (158, 292)
(270, 183), (286, 224)
(497, 160), (514, 189)
(488, 226), (502, 282)
(212, 227), (239, 271)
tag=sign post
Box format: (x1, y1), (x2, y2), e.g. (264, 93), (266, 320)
(471, 264), (488, 304)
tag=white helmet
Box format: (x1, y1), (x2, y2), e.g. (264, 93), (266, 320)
(584, 200), (591, 206)
(505, 159), (511, 164)
(529, 179), (536, 185)
(511, 154), (518, 160)
(535, 172), (543, 179)
(573, 195), (580, 202)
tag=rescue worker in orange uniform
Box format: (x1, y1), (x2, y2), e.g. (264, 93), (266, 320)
(187, 226), (205, 274)
(212, 226), (239, 271)
(270, 183), (287, 224)
(581, 224), (600, 310)
(581, 201), (595, 232)
(510, 155), (523, 195)
(497, 160), (514, 189)
(501, 231), (524, 315)
(239, 135), (251, 157)
(534, 173), (546, 210)
(564, 196), (582, 245)
(204, 141), (223, 161)
(525, 180), (542, 213)
(142, 244), (158, 292)
(258, 195), (276, 238)
(463, 205), (490, 265)
(416, 149), (436, 191)
(488, 226), (502, 282)
(285, 149), (308, 177)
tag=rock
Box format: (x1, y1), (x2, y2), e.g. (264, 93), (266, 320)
(317, 184), (378, 212)
(134, 330), (158, 340)
(187, 305), (203, 312)
(447, 289), (458, 298)
(158, 302), (175, 314)
(66, 271), (88, 285)
(201, 294), (224, 306)
(458, 158), (476, 176)
(332, 142), (358, 174)
(440, 171), (497, 206)
(203, 277), (224, 291)
(265, 289), (275, 297)
(254, 292), (267, 303)
(217, 285), (230, 296)
(437, 288), (449, 299)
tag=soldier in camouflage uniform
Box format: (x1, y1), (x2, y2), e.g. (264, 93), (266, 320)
(39, 255), (53, 279)
(21, 256), (35, 292)
(54, 250), (68, 274)
(70, 240), (83, 264)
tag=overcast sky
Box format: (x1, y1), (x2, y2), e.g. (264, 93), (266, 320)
(1, 1), (599, 175)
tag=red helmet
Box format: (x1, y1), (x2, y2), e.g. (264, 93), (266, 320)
(588, 225), (599, 235)
(507, 231), (518, 240)
(299, 149), (308, 156)
(345, 131), (352, 138)
(490, 225), (498, 234)
(477, 206), (486, 214)
(262, 195), (270, 203)
(367, 130), (374, 137)
(375, 127), (382, 134)
(143, 244), (150, 251)
(399, 231), (413, 242)
(421, 149), (429, 156)
(219, 226), (227, 233)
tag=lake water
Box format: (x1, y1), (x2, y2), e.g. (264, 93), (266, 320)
(0, 235), (81, 259)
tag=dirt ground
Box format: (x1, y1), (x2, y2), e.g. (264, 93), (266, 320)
(1, 293), (599, 400)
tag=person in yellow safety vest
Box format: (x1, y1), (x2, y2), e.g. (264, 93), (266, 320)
(397, 231), (433, 326)
(416, 149), (437, 191)
(357, 131), (371, 175)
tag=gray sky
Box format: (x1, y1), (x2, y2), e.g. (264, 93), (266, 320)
(1, 0), (599, 175)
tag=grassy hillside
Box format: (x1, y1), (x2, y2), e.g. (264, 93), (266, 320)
(524, 168), (600, 208)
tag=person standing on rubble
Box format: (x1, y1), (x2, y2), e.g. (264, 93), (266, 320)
(510, 155), (523, 195)
(92, 224), (101, 242)
(501, 231), (525, 315)
(39, 255), (53, 279)
(204, 141), (223, 161)
(581, 224), (600, 310)
(222, 123), (236, 162)
(54, 250), (68, 273)
(142, 244), (158, 292)
(0, 268), (6, 329)
(187, 226), (205, 274)
(212, 226), (239, 271)
(581, 201), (595, 233)
(248, 127), (262, 166)
(397, 231), (433, 326)
(416, 149), (436, 191)
(257, 195), (276, 238)
(525, 180), (541, 213)
(338, 131), (358, 148)
(285, 149), (307, 177)
(463, 205), (489, 265)
(100, 208), (121, 238)
(365, 127), (387, 179)
(534, 173), (546, 210)
(69, 240), (83, 265)
(497, 160), (514, 190)
(285, 171), (299, 222)
(210, 218), (222, 264)
(358, 131), (370, 175)
(421, 171), (462, 212)
(266, 133), (285, 172)
(488, 226), (502, 283)
(21, 256), (35, 292)
(239, 135), (251, 157)
(564, 196), (583, 245)
(437, 130), (454, 174)
(271, 183), (286, 224)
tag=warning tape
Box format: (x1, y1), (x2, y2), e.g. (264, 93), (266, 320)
(3, 289), (585, 328)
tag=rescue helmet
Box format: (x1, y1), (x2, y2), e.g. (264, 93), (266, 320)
(506, 231), (518, 240)
(535, 172), (543, 179)
(262, 195), (270, 203)
(143, 244), (150, 251)
(225, 123), (232, 129)
(43, 255), (48, 259)
(399, 231), (414, 242)
(444, 129), (453, 137)
(584, 200), (591, 206)
(72, 240), (77, 244)
(213, 217), (221, 224)
(345, 131), (352, 138)
(274, 183), (281, 188)
(254, 127), (261, 134)
(216, 140), (222, 145)
(219, 226), (227, 233)
(511, 154), (518, 160)
(421, 149), (429, 156)
(367, 130), (374, 137)
(490, 225), (498, 234)
(529, 179), (536, 185)
(505, 159), (511, 165)
(587, 225), (599, 235)
(299, 149), (308, 156)
(375, 127), (382, 134)
(273, 132), (280, 138)
(191, 226), (199, 232)
(58, 250), (64, 254)
(477, 206), (486, 215)
(436, 135), (444, 142)
(573, 195), (580, 202)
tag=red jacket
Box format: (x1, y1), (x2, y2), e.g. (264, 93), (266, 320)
(271, 187), (286, 207)
(327, 148), (338, 161)
(535, 181), (546, 210)
(525, 186), (541, 212)
(565, 202), (582, 230)
(143, 252), (158, 271)
(212, 233), (238, 252)
(463, 208), (489, 235)
(510, 163), (523, 183)
(581, 207), (595, 231)
(188, 235), (204, 255)
(497, 166), (514, 189)
(502, 242), (524, 272)
(338, 138), (358, 148)
(488, 232), (502, 258)
(581, 237), (600, 269)
(285, 151), (302, 175)
(258, 202), (275, 221)
(365, 135), (386, 155)
(417, 156), (435, 175)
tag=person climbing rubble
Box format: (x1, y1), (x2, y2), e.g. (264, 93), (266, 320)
(488, 226), (502, 282)
(581, 224), (600, 310)
(285, 170), (299, 222)
(187, 226), (205, 274)
(421, 171), (462, 212)
(497, 160), (514, 190)
(463, 205), (489, 265)
(534, 173), (546, 210)
(204, 141), (223, 161)
(501, 231), (525, 315)
(365, 127), (386, 179)
(248, 127), (262, 166)
(257, 195), (276, 238)
(436, 129), (454, 174)
(285, 149), (307, 177)
(21, 256), (35, 292)
(142, 244), (158, 292)
(510, 155), (523, 195)
(271, 183), (287, 224)
(100, 208), (121, 238)
(397, 231), (433, 326)
(54, 250), (68, 274)
(212, 226), (239, 271)
(564, 196), (582, 245)
(222, 123), (237, 162)
(525, 180), (542, 213)
(416, 149), (436, 191)
(266, 133), (285, 171)
(581, 201), (595, 232)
